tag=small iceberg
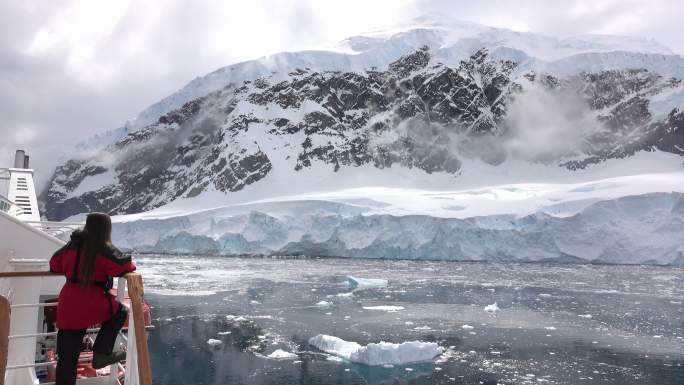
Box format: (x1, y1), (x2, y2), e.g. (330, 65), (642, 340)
(267, 349), (298, 360)
(315, 301), (332, 308)
(309, 334), (443, 366)
(484, 302), (499, 313)
(347, 276), (388, 290)
(461, 324), (474, 330)
(207, 339), (223, 346)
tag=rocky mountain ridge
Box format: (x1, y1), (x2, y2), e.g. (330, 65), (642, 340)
(43, 47), (684, 220)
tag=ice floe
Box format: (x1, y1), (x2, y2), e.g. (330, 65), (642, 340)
(362, 305), (405, 311)
(347, 276), (388, 289)
(308, 334), (443, 366)
(267, 349), (298, 360)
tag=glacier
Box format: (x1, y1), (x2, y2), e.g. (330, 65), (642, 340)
(109, 161), (684, 265)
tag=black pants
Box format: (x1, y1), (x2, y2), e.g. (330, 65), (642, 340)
(55, 306), (127, 385)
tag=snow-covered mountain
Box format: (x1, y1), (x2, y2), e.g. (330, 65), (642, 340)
(43, 47), (684, 219)
(128, 16), (684, 131)
(41, 17), (684, 264)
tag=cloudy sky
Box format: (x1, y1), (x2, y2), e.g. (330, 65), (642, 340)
(1, 0), (683, 186)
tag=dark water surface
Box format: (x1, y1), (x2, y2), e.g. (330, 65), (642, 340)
(136, 256), (684, 385)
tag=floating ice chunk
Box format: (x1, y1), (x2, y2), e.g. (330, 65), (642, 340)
(362, 305), (404, 311)
(207, 339), (222, 346)
(544, 326), (557, 330)
(309, 334), (443, 366)
(413, 326), (432, 330)
(316, 301), (332, 308)
(538, 293), (552, 298)
(267, 349), (298, 360)
(578, 314), (593, 319)
(336, 292), (354, 299)
(217, 331), (232, 335)
(461, 324), (475, 330)
(310, 335), (361, 360)
(347, 276), (388, 290)
(484, 303), (500, 313)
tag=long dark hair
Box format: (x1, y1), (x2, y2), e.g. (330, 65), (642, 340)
(79, 212), (112, 286)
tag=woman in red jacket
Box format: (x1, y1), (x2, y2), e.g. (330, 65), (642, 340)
(49, 213), (136, 385)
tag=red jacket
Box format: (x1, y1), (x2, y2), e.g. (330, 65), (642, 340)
(49, 231), (136, 330)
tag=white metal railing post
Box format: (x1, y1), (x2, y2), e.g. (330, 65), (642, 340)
(121, 275), (141, 385)
(124, 305), (139, 385)
(110, 277), (127, 384)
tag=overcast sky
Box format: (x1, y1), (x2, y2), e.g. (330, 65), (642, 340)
(1, 0), (683, 187)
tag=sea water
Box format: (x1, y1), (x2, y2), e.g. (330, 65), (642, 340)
(136, 255), (684, 385)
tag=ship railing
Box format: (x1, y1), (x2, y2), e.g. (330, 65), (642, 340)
(21, 221), (84, 239)
(0, 272), (152, 385)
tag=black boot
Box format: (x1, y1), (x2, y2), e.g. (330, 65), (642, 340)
(92, 351), (126, 369)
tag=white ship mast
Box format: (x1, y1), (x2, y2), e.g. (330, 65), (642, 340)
(0, 150), (153, 385)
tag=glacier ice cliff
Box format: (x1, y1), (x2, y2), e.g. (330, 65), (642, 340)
(111, 192), (684, 266)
